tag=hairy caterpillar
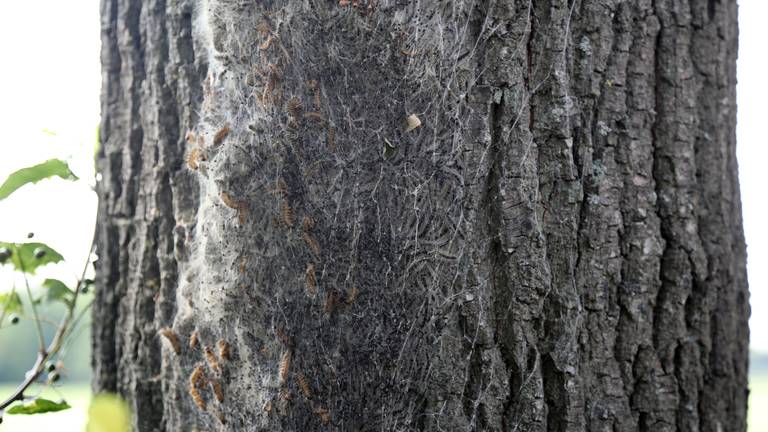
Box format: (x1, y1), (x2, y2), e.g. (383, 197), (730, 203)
(305, 264), (317, 296)
(281, 201), (294, 227)
(210, 378), (224, 402)
(279, 388), (292, 401)
(189, 330), (200, 349)
(301, 216), (315, 232)
(159, 328), (181, 355)
(278, 350), (292, 385)
(205, 346), (220, 373)
(217, 339), (231, 361)
(297, 373), (311, 399)
(314, 406), (331, 424)
(287, 97), (302, 118)
(302, 232), (321, 259)
(213, 125), (230, 145)
(347, 286), (359, 304)
(189, 365), (207, 410)
(324, 289), (340, 315)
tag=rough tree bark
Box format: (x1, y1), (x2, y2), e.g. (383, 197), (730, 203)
(93, 0), (748, 431)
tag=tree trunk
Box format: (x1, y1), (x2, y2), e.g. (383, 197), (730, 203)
(93, 0), (748, 431)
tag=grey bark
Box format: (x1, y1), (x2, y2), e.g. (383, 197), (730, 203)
(93, 0), (748, 431)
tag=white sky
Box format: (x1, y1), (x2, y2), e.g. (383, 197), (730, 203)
(0, 1), (766, 349)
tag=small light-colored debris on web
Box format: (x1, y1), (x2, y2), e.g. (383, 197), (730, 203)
(405, 114), (422, 132)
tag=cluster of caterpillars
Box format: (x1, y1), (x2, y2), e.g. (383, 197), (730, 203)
(267, 331), (331, 425)
(159, 327), (231, 424)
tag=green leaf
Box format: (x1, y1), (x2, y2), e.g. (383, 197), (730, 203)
(6, 398), (71, 415)
(41, 278), (74, 304)
(0, 242), (65, 274)
(87, 394), (130, 432)
(0, 159), (79, 201)
(0, 291), (23, 314)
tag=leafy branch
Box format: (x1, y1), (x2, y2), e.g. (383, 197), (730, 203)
(0, 159), (94, 419)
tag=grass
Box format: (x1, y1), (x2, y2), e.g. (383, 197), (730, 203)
(0, 377), (765, 430)
(0, 382), (90, 431)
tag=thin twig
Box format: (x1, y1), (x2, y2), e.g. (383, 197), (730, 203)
(14, 245), (46, 352)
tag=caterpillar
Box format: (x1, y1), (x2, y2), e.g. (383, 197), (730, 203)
(297, 373), (311, 399)
(210, 378), (224, 402)
(189, 330), (200, 349)
(286, 97), (302, 118)
(346, 286), (359, 304)
(281, 201), (294, 227)
(213, 125), (231, 145)
(205, 346), (221, 373)
(324, 289), (340, 315)
(189, 365), (206, 410)
(159, 328), (180, 355)
(220, 191), (239, 210)
(305, 264), (317, 296)
(302, 232), (321, 259)
(278, 350), (292, 385)
(314, 406), (331, 424)
(217, 339), (231, 361)
(301, 216), (315, 232)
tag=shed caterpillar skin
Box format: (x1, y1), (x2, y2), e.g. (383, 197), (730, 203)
(159, 327), (181, 355)
(305, 264), (317, 296)
(278, 350), (292, 385)
(189, 365), (207, 410)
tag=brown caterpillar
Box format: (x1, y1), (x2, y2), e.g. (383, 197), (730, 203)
(205, 346), (220, 373)
(185, 131), (196, 143)
(301, 216), (315, 232)
(279, 350), (292, 385)
(305, 264), (317, 296)
(346, 286), (359, 304)
(220, 191), (239, 209)
(189, 330), (200, 349)
(189, 365), (206, 410)
(257, 19), (271, 37)
(324, 289), (340, 315)
(327, 126), (335, 149)
(302, 232), (321, 259)
(217, 339), (231, 361)
(263, 400), (273, 413)
(213, 125), (231, 145)
(281, 201), (294, 227)
(279, 388), (292, 401)
(259, 35), (274, 51)
(220, 192), (248, 225)
(304, 111), (325, 123)
(276, 327), (291, 345)
(297, 373), (311, 399)
(159, 328), (180, 355)
(187, 147), (201, 170)
(307, 79), (322, 109)
(287, 97), (302, 118)
(239, 257), (247, 275)
(314, 406), (331, 425)
(210, 378), (224, 402)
